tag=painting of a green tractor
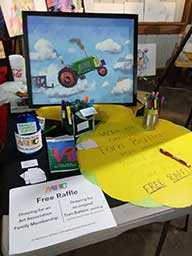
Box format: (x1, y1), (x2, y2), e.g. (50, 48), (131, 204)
(58, 55), (108, 88)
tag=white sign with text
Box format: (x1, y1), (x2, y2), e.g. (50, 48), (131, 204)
(9, 175), (117, 255)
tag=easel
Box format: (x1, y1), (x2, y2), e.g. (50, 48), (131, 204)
(155, 24), (192, 129)
(155, 24), (192, 92)
(154, 24), (192, 256)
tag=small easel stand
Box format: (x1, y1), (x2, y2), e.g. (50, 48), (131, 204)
(155, 24), (192, 130)
(155, 25), (192, 92)
(154, 25), (192, 256)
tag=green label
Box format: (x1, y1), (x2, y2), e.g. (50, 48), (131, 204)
(17, 122), (37, 135)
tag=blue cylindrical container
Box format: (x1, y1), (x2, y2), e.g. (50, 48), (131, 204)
(15, 113), (42, 154)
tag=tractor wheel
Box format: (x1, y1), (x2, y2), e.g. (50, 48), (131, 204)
(58, 68), (78, 88)
(97, 66), (107, 76)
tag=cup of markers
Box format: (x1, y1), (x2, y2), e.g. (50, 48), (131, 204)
(61, 96), (96, 137)
(143, 91), (164, 130)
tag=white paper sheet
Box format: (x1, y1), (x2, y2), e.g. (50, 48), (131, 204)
(124, 3), (144, 21)
(77, 139), (98, 150)
(33, 0), (47, 11)
(9, 175), (116, 255)
(144, 0), (176, 22)
(137, 43), (156, 77)
(94, 3), (124, 13)
(21, 159), (38, 169)
(83, 0), (94, 12)
(20, 167), (47, 184)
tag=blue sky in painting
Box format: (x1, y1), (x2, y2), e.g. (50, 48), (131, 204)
(26, 15), (136, 105)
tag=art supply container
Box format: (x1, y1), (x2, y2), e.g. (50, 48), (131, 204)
(72, 109), (95, 137)
(143, 108), (159, 130)
(14, 114), (42, 154)
(8, 54), (26, 83)
(61, 99), (96, 137)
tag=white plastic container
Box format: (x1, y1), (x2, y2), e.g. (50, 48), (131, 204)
(8, 54), (26, 83)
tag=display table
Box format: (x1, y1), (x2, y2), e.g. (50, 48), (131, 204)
(1, 106), (192, 256)
(2, 203), (192, 256)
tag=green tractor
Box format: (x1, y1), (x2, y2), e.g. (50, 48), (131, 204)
(58, 56), (107, 88)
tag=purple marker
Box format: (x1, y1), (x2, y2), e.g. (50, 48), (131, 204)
(161, 96), (165, 104)
(155, 91), (159, 97)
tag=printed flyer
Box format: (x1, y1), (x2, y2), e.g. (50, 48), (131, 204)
(9, 175), (116, 255)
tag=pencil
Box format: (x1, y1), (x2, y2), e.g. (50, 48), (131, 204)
(160, 148), (191, 168)
(42, 125), (57, 135)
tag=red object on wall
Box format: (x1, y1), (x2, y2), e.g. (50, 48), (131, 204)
(0, 66), (8, 84)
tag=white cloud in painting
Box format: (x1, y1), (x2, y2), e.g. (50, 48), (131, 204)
(33, 86), (46, 93)
(102, 81), (110, 88)
(111, 78), (133, 95)
(113, 53), (133, 73)
(125, 54), (133, 61)
(68, 47), (76, 53)
(37, 63), (59, 86)
(125, 39), (131, 45)
(113, 56), (133, 73)
(30, 38), (57, 60)
(43, 79), (96, 103)
(96, 39), (123, 53)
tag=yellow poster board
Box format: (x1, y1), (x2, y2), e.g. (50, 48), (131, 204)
(78, 118), (192, 208)
(35, 104), (138, 122)
(80, 169), (162, 208)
